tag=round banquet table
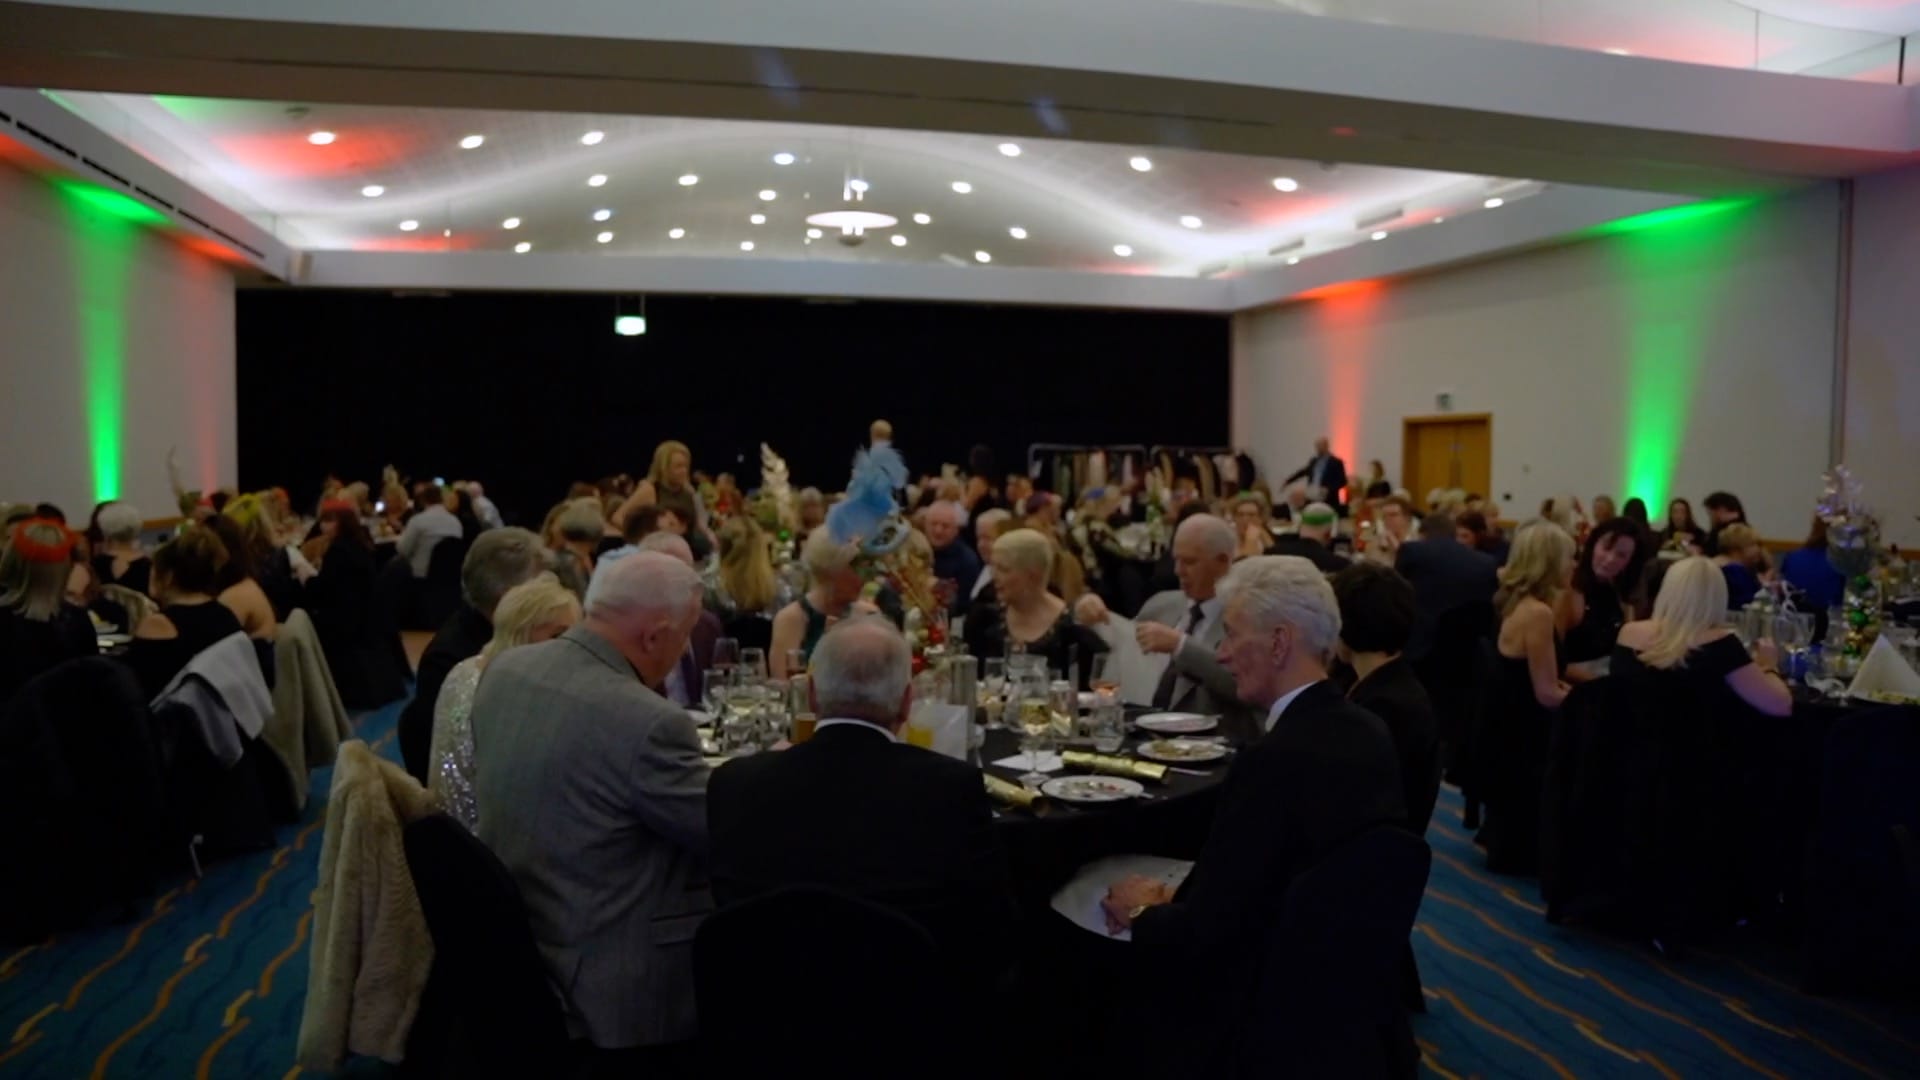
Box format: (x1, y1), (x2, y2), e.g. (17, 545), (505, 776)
(980, 720), (1232, 908)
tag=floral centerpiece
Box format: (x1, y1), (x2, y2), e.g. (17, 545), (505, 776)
(1816, 465), (1886, 657)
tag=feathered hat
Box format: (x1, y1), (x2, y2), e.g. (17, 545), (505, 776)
(826, 444), (910, 556)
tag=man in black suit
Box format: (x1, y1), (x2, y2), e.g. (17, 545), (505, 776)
(1284, 436), (1349, 514)
(398, 527), (548, 782)
(1268, 501), (1349, 573)
(707, 616), (1017, 989)
(1102, 555), (1404, 973)
(1390, 511), (1498, 667)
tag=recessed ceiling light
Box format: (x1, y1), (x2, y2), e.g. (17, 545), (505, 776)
(513, 241), (531, 253)
(587, 174), (608, 187)
(1273, 177), (1300, 192)
(773, 152), (795, 165)
(974, 250), (992, 263)
(805, 210), (899, 231)
(443, 229), (452, 238)
(307, 131), (335, 146)
(1129, 156), (1153, 172)
(360, 184), (384, 197)
(740, 241), (755, 252)
(1484, 197), (1505, 209)
(502, 217), (521, 229)
(998, 142), (1022, 157)
(593, 209), (612, 222)
(1371, 230), (1388, 241)
(596, 231), (614, 243)
(759, 189), (778, 202)
(1286, 256), (1300, 265)
(398, 220), (418, 232)
(668, 227), (686, 239)
(1179, 215), (1202, 229)
(1603, 47), (1631, 56)
(1113, 244), (1134, 257)
(580, 130), (604, 146)
(1009, 226), (1028, 240)
(458, 134), (485, 150)
(1433, 216), (1445, 224)
(807, 228), (823, 239)
(913, 213), (932, 225)
(951, 181), (973, 194)
(891, 234), (908, 247)
(750, 213), (767, 225)
(678, 174), (699, 186)
(849, 179), (870, 194)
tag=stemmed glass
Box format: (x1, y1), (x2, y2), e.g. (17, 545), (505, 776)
(739, 647), (768, 683)
(1089, 654), (1119, 698)
(712, 637), (740, 688)
(981, 658), (1008, 728)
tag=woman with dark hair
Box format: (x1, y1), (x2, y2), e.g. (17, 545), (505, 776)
(1330, 561), (1441, 835)
(1559, 516), (1653, 669)
(304, 500), (399, 708)
(0, 519), (98, 704)
(1621, 498), (1650, 528)
(201, 513), (278, 651)
(1453, 510), (1509, 565)
(1779, 516), (1847, 613)
(126, 526), (245, 698)
(1660, 498), (1706, 553)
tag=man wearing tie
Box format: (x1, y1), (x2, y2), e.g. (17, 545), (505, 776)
(1078, 514), (1256, 740)
(1285, 436), (1350, 515)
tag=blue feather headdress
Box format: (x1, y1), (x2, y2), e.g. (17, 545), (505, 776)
(826, 444), (910, 556)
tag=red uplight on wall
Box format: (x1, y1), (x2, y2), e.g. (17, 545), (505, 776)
(1299, 278), (1386, 473)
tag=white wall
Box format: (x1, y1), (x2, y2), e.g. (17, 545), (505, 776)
(1232, 184), (1841, 539)
(1842, 166), (1920, 548)
(0, 158), (236, 521)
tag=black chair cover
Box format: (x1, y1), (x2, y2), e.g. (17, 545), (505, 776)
(1802, 707), (1920, 994)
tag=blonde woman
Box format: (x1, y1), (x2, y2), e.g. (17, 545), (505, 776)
(962, 527), (1096, 683)
(1482, 519), (1576, 873)
(1615, 557), (1790, 717)
(0, 518), (98, 701)
(614, 440), (712, 560)
(711, 516), (782, 619)
(769, 527), (874, 678)
(1710, 523), (1766, 608)
(428, 574), (581, 831)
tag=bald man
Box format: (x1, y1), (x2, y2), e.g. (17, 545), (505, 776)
(1078, 514), (1256, 738)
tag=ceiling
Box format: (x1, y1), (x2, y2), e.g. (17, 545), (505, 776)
(1246, 0), (1917, 78)
(56, 93), (1527, 278)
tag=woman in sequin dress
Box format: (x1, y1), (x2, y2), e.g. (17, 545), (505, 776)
(428, 573), (581, 831)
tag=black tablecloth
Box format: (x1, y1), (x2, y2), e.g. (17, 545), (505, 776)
(1539, 680), (1920, 992)
(982, 723), (1229, 907)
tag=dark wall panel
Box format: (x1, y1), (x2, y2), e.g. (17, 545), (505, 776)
(237, 290), (1229, 523)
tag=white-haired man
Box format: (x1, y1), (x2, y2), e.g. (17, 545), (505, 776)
(926, 500), (983, 615)
(608, 531), (722, 709)
(1101, 556), (1404, 981)
(707, 616), (1017, 989)
(471, 551), (713, 1065)
(1076, 514), (1255, 736)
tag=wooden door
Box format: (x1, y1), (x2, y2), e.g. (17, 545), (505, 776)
(1401, 415), (1492, 506)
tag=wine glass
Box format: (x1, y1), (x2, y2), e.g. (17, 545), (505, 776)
(739, 646), (768, 682)
(701, 669), (726, 719)
(712, 636), (741, 683)
(1016, 674), (1054, 788)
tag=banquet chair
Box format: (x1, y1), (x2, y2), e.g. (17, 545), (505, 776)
(0, 658), (166, 944)
(401, 814), (571, 1078)
(419, 537), (469, 631)
(1241, 826), (1430, 1079)
(692, 886), (969, 1077)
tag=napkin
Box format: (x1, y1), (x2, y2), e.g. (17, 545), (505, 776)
(991, 751), (1063, 772)
(1050, 854), (1195, 941)
(909, 701), (974, 761)
(1846, 635), (1920, 702)
(1086, 615), (1170, 706)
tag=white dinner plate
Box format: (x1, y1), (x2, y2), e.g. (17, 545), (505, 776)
(1041, 775), (1146, 803)
(1135, 712), (1217, 734)
(1135, 738), (1229, 764)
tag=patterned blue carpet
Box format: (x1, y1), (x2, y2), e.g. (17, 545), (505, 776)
(1, 703), (1916, 1078)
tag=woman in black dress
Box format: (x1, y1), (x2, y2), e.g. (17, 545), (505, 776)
(1481, 520), (1576, 874)
(1612, 556), (1792, 953)
(1331, 561), (1441, 836)
(1559, 517), (1653, 671)
(963, 527), (1099, 686)
(0, 518), (99, 706)
(125, 526), (245, 699)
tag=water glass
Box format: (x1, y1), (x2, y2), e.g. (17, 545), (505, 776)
(739, 646), (768, 682)
(720, 711), (758, 754)
(1089, 653), (1119, 698)
(701, 670), (726, 717)
(1048, 679), (1077, 741)
(1091, 699), (1126, 753)
(713, 636), (741, 671)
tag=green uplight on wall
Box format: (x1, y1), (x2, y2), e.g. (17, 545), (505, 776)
(1593, 196), (1760, 516)
(54, 179), (165, 503)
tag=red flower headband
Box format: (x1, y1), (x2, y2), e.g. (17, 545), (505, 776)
(10, 518), (76, 564)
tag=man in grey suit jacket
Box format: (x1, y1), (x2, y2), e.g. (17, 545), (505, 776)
(471, 551), (713, 1056)
(1077, 514), (1258, 739)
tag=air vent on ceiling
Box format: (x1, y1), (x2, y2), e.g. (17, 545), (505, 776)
(14, 122), (77, 160)
(1355, 207), (1403, 230)
(82, 157), (130, 188)
(1267, 238), (1305, 257)
(133, 185), (175, 211)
